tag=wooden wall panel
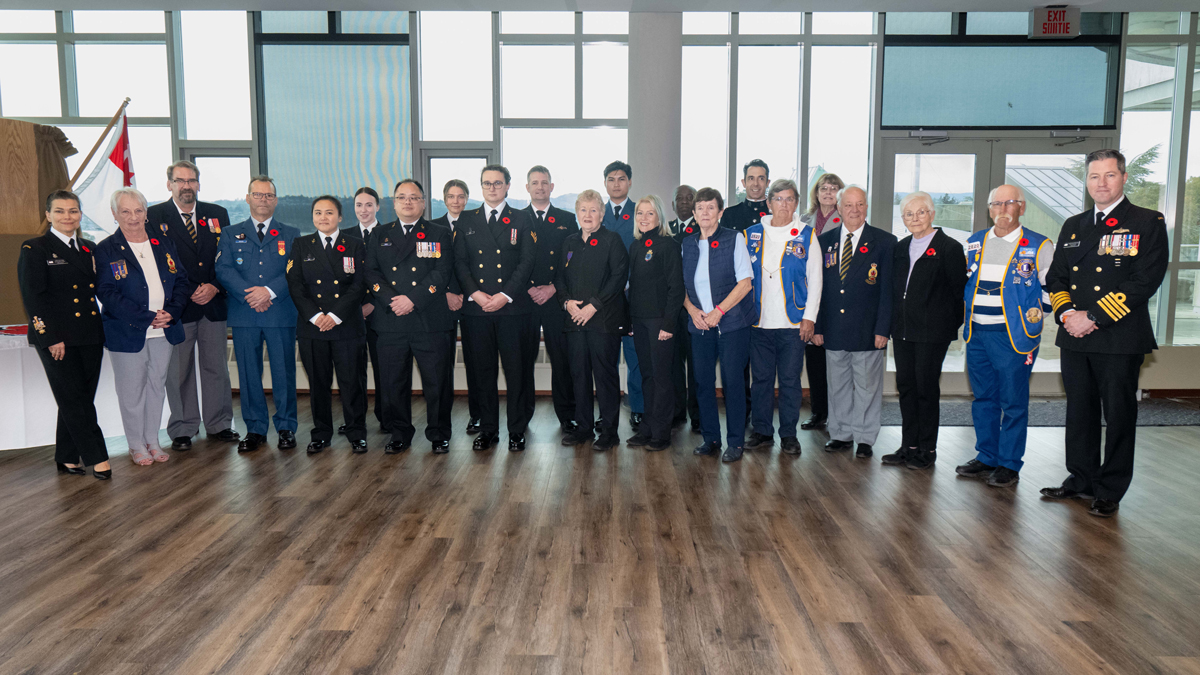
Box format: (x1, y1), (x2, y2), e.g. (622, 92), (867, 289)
(0, 118), (40, 236)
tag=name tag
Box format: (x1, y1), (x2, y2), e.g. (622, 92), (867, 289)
(1018, 247), (1036, 257)
(967, 242), (982, 252)
(1063, 241), (1081, 248)
(46, 258), (67, 266)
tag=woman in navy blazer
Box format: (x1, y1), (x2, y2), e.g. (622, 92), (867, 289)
(95, 188), (191, 466)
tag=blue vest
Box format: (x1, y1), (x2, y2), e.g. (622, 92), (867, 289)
(745, 222), (812, 326)
(682, 227), (753, 334)
(963, 228), (1051, 354)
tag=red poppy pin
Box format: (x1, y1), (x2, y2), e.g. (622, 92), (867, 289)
(548, 216), (555, 223)
(685, 227), (693, 233)
(859, 245), (868, 253)
(269, 229), (278, 237)
(759, 211), (767, 217)
(926, 248), (936, 256)
(832, 217), (840, 223)
(336, 244), (345, 252)
(623, 213), (630, 220)
(1106, 217), (1118, 227)
(150, 238), (159, 245)
(790, 228), (799, 236)
(589, 238), (598, 246)
(1019, 238), (1029, 246)
(80, 244), (90, 253)
(645, 239), (653, 247)
(502, 216), (511, 224)
(416, 232), (425, 240)
(711, 241), (719, 249)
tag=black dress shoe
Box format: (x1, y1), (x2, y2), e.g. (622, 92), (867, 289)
(56, 462), (86, 475)
(693, 440), (721, 456)
(855, 443), (873, 458)
(238, 433), (266, 452)
(351, 439), (368, 454)
(625, 434), (650, 448)
(307, 439), (329, 454)
(473, 432), (498, 451)
(1088, 498), (1119, 517)
(986, 466), (1020, 487)
(432, 440), (449, 454)
(881, 448), (910, 466)
(562, 431), (594, 446)
(647, 439), (670, 452)
(955, 459), (995, 478)
(721, 445), (744, 463)
(171, 436), (193, 451)
(562, 420), (579, 433)
(690, 419), (701, 432)
(337, 424), (347, 436)
(905, 450), (936, 470)
(824, 439), (852, 452)
(466, 418), (482, 434)
(92, 467), (112, 480)
(1039, 485), (1094, 500)
(385, 438), (412, 454)
(210, 428), (240, 443)
(278, 430), (297, 450)
(594, 433), (619, 451)
(800, 415), (826, 430)
(630, 412), (643, 429)
(509, 433), (526, 452)
(780, 436), (802, 455)
(745, 432), (773, 449)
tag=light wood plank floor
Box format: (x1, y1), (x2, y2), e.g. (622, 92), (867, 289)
(1, 395), (1198, 675)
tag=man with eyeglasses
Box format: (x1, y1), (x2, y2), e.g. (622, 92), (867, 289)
(215, 175), (300, 453)
(453, 164), (537, 452)
(1040, 149), (1168, 518)
(147, 160), (240, 452)
(955, 185), (1053, 489)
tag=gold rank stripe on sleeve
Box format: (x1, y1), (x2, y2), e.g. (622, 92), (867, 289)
(1051, 291), (1072, 312)
(1096, 293), (1129, 321)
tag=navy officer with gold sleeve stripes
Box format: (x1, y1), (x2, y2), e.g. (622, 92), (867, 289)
(1040, 149), (1169, 518)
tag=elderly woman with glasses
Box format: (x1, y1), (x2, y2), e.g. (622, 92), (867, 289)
(743, 179), (823, 456)
(882, 191), (966, 470)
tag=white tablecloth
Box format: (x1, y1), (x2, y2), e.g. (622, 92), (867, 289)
(0, 333), (168, 451)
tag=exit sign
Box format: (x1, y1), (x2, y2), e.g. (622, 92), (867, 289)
(1029, 7), (1081, 38)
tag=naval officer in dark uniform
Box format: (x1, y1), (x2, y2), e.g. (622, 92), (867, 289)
(338, 186), (385, 436)
(719, 159), (770, 233)
(366, 179), (456, 454)
(431, 179), (474, 433)
(18, 190), (112, 478)
(1041, 149), (1169, 518)
(453, 164), (537, 452)
(286, 195), (368, 454)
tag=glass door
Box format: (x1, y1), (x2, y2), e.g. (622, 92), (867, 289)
(874, 139), (993, 245)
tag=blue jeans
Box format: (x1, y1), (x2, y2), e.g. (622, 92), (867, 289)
(750, 327), (806, 438)
(966, 325), (1036, 471)
(621, 334), (643, 413)
(232, 326), (297, 436)
(691, 327), (750, 447)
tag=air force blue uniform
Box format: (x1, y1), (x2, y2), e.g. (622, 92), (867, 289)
(215, 219), (300, 437)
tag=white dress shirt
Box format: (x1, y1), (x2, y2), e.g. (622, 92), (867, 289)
(312, 231), (343, 325)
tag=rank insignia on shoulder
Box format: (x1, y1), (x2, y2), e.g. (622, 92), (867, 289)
(22, 244), (30, 249)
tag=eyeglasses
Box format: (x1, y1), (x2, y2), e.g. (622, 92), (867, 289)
(394, 195), (423, 203)
(771, 196), (797, 205)
(902, 209), (933, 219)
(171, 179), (199, 187)
(817, 185), (840, 194)
(482, 180), (507, 189)
(250, 192), (277, 200)
(988, 200), (1025, 208)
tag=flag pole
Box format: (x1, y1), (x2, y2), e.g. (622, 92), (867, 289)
(66, 97), (131, 190)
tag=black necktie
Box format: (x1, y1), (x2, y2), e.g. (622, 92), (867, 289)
(536, 210), (545, 223)
(402, 224), (412, 237)
(69, 238), (78, 252)
(257, 223), (265, 242)
(614, 204), (622, 219)
(363, 226), (372, 242)
(488, 209), (498, 227)
(324, 235), (333, 251)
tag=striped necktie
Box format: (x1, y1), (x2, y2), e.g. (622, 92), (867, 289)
(840, 232), (853, 282)
(183, 211), (197, 243)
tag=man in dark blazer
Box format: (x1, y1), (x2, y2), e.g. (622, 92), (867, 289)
(367, 179), (456, 454)
(719, 159), (770, 233)
(453, 164), (537, 452)
(522, 165), (580, 433)
(813, 186), (896, 459)
(340, 186), (385, 435)
(431, 179), (473, 434)
(1041, 149), (1169, 518)
(287, 195), (368, 454)
(147, 160), (239, 451)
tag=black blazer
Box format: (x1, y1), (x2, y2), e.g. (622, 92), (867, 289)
(815, 223), (897, 352)
(892, 228), (966, 344)
(17, 232), (105, 348)
(145, 199), (230, 323)
(285, 231), (367, 341)
(524, 204), (579, 287)
(719, 198), (768, 233)
(365, 219), (454, 333)
(453, 204), (536, 316)
(628, 235), (684, 321)
(1047, 197), (1168, 354)
(555, 227), (629, 334)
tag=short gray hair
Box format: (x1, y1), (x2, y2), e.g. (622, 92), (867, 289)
(767, 178), (800, 204)
(575, 189), (604, 212)
(110, 186), (148, 214)
(167, 159), (199, 181)
(837, 185), (867, 205)
(632, 194), (672, 239)
(986, 184), (1026, 204)
(248, 174), (276, 194)
(899, 191), (934, 214)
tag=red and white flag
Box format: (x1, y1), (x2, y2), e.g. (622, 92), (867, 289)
(76, 111), (136, 235)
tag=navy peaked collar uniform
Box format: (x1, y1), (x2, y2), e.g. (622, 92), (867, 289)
(1045, 196), (1169, 507)
(146, 199), (229, 323)
(453, 204), (537, 316)
(524, 204), (580, 426)
(720, 198), (769, 233)
(17, 231), (109, 468)
(815, 223), (896, 352)
(93, 228), (191, 352)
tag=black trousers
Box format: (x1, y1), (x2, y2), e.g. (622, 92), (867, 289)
(1060, 349), (1145, 502)
(633, 318), (675, 443)
(568, 330), (621, 435)
(299, 336), (368, 443)
(461, 313), (533, 435)
(672, 307), (700, 424)
(805, 343), (828, 419)
(36, 343), (108, 466)
(364, 319), (385, 430)
(440, 324), (458, 430)
(377, 330), (453, 443)
(893, 338), (950, 453)
(525, 301), (574, 424)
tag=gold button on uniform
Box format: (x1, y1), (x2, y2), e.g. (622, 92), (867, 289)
(317, 294), (322, 298)
(478, 249), (483, 254)
(412, 281), (417, 286)
(75, 312), (80, 317)
(73, 298), (79, 303)
(1072, 266), (1078, 271)
(496, 249), (501, 254)
(73, 285), (78, 289)
(391, 281), (396, 285)
(497, 264), (502, 268)
(1071, 284), (1077, 290)
(392, 266), (397, 271)
(1096, 267), (1102, 272)
(333, 280), (338, 284)
(840, 309), (845, 313)
(91, 311), (97, 315)
(89, 283), (94, 288)
(479, 278), (484, 283)
(334, 294), (339, 298)
(316, 279), (321, 284)
(479, 264), (484, 268)
(840, 289), (844, 294)
(1094, 286), (1101, 291)
(198, 262), (203, 266)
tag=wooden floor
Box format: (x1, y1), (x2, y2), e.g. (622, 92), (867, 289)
(2, 396), (1199, 675)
